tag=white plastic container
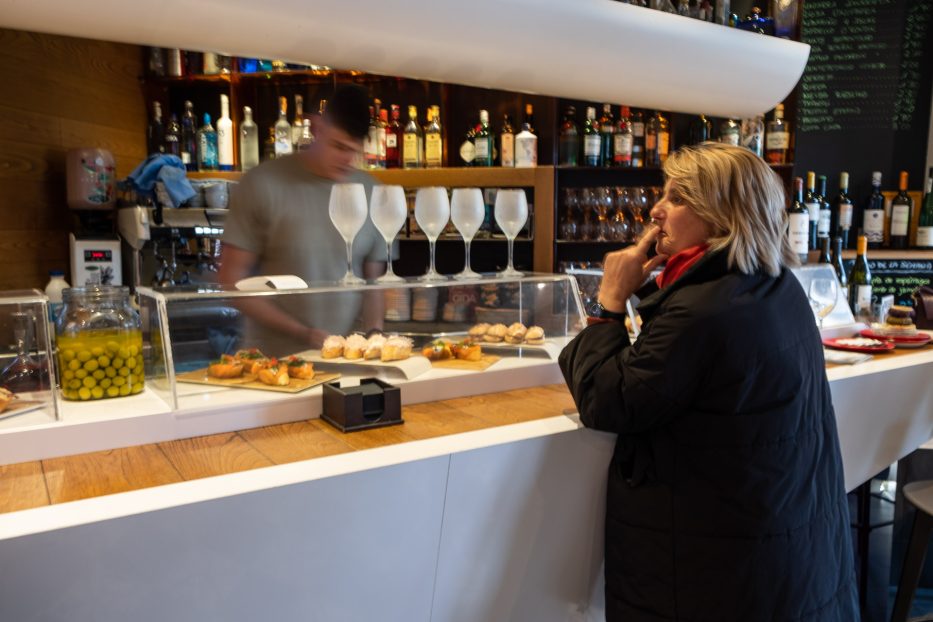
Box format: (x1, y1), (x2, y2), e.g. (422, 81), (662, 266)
(44, 270), (70, 323)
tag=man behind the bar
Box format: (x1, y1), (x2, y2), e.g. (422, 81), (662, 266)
(219, 84), (389, 355)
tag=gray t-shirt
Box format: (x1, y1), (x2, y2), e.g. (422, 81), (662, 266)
(223, 154), (388, 354)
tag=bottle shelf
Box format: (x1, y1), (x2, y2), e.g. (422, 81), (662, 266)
(840, 249), (933, 260)
(186, 167), (545, 188)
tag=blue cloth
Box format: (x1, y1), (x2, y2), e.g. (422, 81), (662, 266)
(127, 154), (196, 207)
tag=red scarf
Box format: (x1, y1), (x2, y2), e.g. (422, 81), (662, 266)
(656, 244), (709, 289)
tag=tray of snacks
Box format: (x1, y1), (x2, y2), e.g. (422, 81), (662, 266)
(862, 306), (931, 348)
(0, 387), (45, 421)
(176, 349), (340, 393)
(421, 338), (501, 372)
(822, 337), (895, 354)
(296, 334), (433, 380)
(466, 322), (560, 359)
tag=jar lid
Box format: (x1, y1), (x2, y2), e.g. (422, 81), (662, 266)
(62, 285), (130, 303)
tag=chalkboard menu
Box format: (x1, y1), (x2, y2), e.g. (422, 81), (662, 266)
(867, 258), (933, 306)
(795, 0), (933, 217)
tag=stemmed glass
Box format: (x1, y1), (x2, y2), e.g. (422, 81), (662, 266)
(415, 187), (450, 281)
(494, 189), (528, 278)
(369, 185), (407, 283)
(809, 278), (838, 329)
(328, 183), (369, 285)
(450, 188), (485, 280)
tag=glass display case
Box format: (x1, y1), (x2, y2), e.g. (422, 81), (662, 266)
(136, 274), (586, 411)
(0, 290), (59, 428)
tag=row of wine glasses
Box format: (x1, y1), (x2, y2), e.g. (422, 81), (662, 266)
(559, 186), (663, 243)
(328, 183), (529, 284)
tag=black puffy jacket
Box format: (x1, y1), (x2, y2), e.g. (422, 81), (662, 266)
(559, 250), (858, 621)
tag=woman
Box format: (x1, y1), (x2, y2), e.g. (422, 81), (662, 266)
(559, 143), (858, 621)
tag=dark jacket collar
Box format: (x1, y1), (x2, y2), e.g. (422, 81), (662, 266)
(636, 249), (732, 322)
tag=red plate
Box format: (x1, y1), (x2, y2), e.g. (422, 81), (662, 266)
(860, 329), (932, 346)
(822, 338), (895, 353)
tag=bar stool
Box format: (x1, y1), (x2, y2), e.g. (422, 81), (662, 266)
(891, 481), (933, 621)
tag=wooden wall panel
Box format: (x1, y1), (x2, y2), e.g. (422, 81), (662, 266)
(0, 28), (146, 290)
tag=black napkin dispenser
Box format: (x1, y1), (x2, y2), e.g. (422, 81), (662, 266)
(321, 378), (402, 433)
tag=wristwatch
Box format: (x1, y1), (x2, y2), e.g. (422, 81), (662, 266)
(588, 300), (627, 323)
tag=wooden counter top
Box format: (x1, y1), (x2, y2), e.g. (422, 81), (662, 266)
(0, 384), (576, 516)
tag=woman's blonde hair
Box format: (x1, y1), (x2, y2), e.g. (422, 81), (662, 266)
(662, 142), (797, 277)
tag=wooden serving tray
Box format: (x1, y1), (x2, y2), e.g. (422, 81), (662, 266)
(430, 354), (501, 371)
(176, 369), (341, 394)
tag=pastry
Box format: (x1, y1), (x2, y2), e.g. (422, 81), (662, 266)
(381, 336), (413, 362)
(344, 334), (369, 360)
(468, 323), (490, 338)
(0, 387), (16, 414)
(484, 323), (507, 343)
(422, 339), (453, 361)
(452, 340), (482, 361)
(285, 356), (315, 380)
(504, 322), (527, 344)
(524, 326), (545, 345)
(208, 354), (245, 379)
(321, 335), (346, 359)
(234, 348), (268, 374)
(883, 305), (918, 334)
(257, 359), (290, 386)
(364, 334), (386, 360)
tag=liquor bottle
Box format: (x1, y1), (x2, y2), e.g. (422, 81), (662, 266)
(645, 111), (670, 167)
(765, 103), (790, 165)
(263, 127), (276, 161)
(598, 104), (615, 167)
(424, 106), (442, 169)
(890, 171), (913, 249)
(834, 172), (854, 248)
(197, 113), (218, 171)
(788, 177), (810, 262)
(816, 175), (831, 243)
(803, 171), (820, 251)
(180, 101), (198, 171)
(473, 110), (494, 167)
(403, 105), (424, 169)
(274, 96), (293, 157)
(203, 53), (220, 75)
(297, 119), (313, 152)
(364, 105), (378, 169)
(740, 114), (764, 157)
(500, 114), (515, 167)
(515, 113), (538, 168)
(147, 47), (165, 77)
(558, 106), (580, 166)
(166, 49), (184, 77)
(163, 114), (181, 157)
(919, 168), (933, 249)
(862, 171), (885, 248)
(847, 235), (872, 322)
(613, 106), (634, 167)
(386, 105), (402, 168)
(292, 95), (305, 150)
(719, 118), (740, 146)
(817, 237), (831, 264)
(374, 103), (388, 167)
(688, 114), (712, 145)
(318, 99), (328, 116)
(677, 0), (690, 16)
(831, 236), (847, 289)
(147, 101), (164, 155)
(240, 106), (260, 171)
(459, 125), (478, 166)
(524, 104), (536, 134)
(583, 107), (601, 167)
(217, 94), (234, 172)
(631, 109), (646, 168)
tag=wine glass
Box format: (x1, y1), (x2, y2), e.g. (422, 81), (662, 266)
(369, 185), (407, 283)
(414, 187), (450, 281)
(808, 278), (838, 329)
(450, 188), (485, 280)
(328, 183), (368, 285)
(494, 189), (528, 278)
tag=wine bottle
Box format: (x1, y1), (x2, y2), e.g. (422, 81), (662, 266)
(558, 106), (580, 167)
(719, 118), (740, 146)
(386, 105), (402, 169)
(788, 177), (810, 262)
(847, 235), (872, 322)
(834, 172), (853, 249)
(803, 171), (820, 250)
(403, 105), (424, 169)
(862, 171), (885, 248)
(363, 105), (378, 169)
(181, 101), (198, 171)
(292, 95), (305, 150)
(817, 236), (831, 264)
(274, 96), (293, 157)
(816, 175), (831, 243)
(197, 113), (218, 171)
(424, 106), (442, 169)
(147, 101), (164, 155)
(583, 107), (601, 167)
(216, 94), (234, 172)
(890, 171), (913, 249)
(613, 106), (633, 167)
(631, 109), (646, 168)
(765, 103), (789, 165)
(500, 113), (515, 168)
(831, 236), (847, 289)
(240, 106), (259, 171)
(918, 168), (933, 249)
(645, 111), (670, 167)
(473, 109), (493, 167)
(598, 104), (615, 167)
(688, 114), (712, 145)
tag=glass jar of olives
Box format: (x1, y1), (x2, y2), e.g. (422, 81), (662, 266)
(56, 286), (144, 401)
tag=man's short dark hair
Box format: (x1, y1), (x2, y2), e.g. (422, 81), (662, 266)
(325, 84), (370, 140)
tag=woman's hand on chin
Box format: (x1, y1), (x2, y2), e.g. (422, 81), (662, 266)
(598, 225), (668, 312)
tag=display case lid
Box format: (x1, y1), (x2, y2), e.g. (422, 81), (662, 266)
(0, 289), (47, 304)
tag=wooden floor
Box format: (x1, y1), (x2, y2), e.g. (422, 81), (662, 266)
(0, 384), (576, 516)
